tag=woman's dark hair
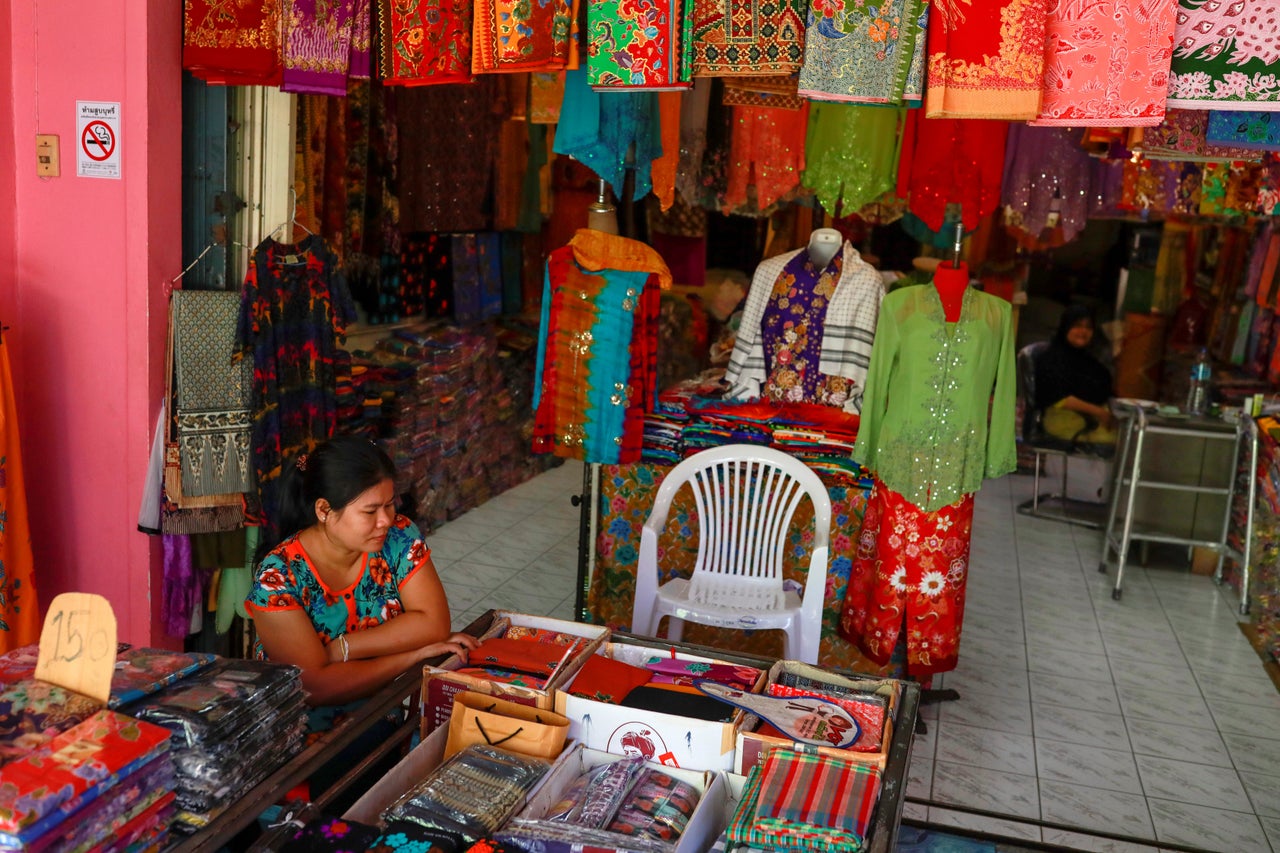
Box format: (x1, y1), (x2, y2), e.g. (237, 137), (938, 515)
(1054, 303), (1095, 347)
(272, 435), (396, 548)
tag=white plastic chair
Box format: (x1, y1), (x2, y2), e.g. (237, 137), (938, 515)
(630, 445), (832, 664)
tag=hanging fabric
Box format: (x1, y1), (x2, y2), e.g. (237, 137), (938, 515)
(376, 0), (474, 85)
(587, 0), (692, 88)
(0, 335), (39, 653)
(553, 70), (663, 201)
(282, 0), (357, 95)
(472, 0), (577, 74)
(924, 0), (1049, 119)
(1168, 0), (1280, 110)
(183, 0), (283, 85)
(1033, 0), (1176, 127)
(797, 0), (924, 105)
(1144, 109), (1263, 162)
(722, 103), (810, 213)
(801, 103), (902, 214)
(690, 0), (806, 76)
(896, 111), (1008, 233)
(1000, 125), (1093, 248)
(1207, 111), (1280, 152)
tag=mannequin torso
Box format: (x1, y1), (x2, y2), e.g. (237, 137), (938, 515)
(934, 262), (968, 323)
(807, 228), (843, 270)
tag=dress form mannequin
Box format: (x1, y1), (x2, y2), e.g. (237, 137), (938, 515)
(807, 228), (843, 269)
(933, 261), (968, 322)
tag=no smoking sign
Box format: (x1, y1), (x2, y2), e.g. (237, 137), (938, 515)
(76, 101), (121, 179)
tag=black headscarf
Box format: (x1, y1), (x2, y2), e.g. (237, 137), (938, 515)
(1034, 305), (1113, 409)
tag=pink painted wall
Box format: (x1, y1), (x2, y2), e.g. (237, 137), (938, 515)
(2, 0), (180, 646)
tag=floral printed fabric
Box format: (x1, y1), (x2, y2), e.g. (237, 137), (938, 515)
(1207, 110), (1280, 151)
(376, 0), (474, 85)
(798, 0), (925, 104)
(690, 0), (806, 75)
(588, 462), (893, 674)
(472, 0), (576, 74)
(1033, 0), (1176, 126)
(839, 477), (974, 676)
(283, 816), (381, 852)
(0, 679), (101, 766)
(588, 0), (692, 87)
(925, 0), (1049, 119)
(1168, 0), (1280, 109)
(0, 646), (216, 709)
(245, 514), (431, 649)
(1144, 109), (1262, 161)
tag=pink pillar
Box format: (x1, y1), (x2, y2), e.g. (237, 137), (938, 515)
(1, 0), (181, 646)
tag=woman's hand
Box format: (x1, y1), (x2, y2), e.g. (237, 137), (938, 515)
(413, 631), (481, 664)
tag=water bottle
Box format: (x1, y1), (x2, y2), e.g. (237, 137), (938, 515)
(1186, 348), (1211, 416)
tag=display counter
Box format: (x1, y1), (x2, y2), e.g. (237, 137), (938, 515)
(587, 461), (894, 674)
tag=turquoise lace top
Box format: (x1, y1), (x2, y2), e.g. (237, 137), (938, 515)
(853, 284), (1017, 511)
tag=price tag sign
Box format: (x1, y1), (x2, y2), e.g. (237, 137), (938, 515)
(35, 593), (117, 704)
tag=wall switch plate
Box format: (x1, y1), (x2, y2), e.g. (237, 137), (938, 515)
(36, 134), (60, 177)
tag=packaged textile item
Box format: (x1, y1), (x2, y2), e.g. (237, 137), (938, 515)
(549, 755), (648, 828)
(728, 751), (881, 851)
(0, 679), (102, 765)
(444, 692), (570, 761)
(90, 792), (175, 853)
(766, 683), (886, 752)
(382, 745), (551, 841)
(495, 819), (671, 853)
(607, 769), (702, 843)
(0, 645), (217, 708)
(368, 820), (466, 853)
(0, 710), (172, 843)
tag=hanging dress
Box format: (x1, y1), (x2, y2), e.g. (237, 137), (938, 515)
(0, 337), (38, 653)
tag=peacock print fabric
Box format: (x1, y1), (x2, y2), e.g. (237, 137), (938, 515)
(1168, 0), (1280, 109)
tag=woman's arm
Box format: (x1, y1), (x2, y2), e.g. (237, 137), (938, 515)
(1056, 395), (1116, 428)
(332, 555), (478, 662)
(254, 607), (474, 706)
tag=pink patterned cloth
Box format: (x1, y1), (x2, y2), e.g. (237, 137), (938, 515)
(1033, 0), (1176, 126)
(1143, 109), (1263, 162)
(283, 0), (357, 96)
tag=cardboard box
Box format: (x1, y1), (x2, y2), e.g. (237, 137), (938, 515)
(734, 660), (900, 774)
(553, 642), (768, 772)
(421, 612), (609, 735)
(512, 744), (725, 853)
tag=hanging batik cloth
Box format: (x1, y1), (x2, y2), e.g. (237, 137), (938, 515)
(183, 0), (283, 85)
(723, 76), (804, 109)
(801, 104), (902, 214)
(1000, 125), (1092, 248)
(1168, 0), (1280, 110)
(797, 0), (925, 104)
(1207, 111), (1280, 151)
(170, 291), (253, 498)
(534, 231), (671, 464)
(1144, 109), (1262, 161)
(377, 0), (473, 84)
(1033, 0), (1176, 126)
(722, 103), (810, 213)
(473, 0), (576, 74)
(588, 0), (692, 88)
(0, 338), (38, 653)
(896, 111), (1009, 233)
(554, 70), (663, 200)
(924, 0), (1049, 119)
(690, 0), (806, 76)
(235, 236), (356, 543)
(282, 0), (357, 95)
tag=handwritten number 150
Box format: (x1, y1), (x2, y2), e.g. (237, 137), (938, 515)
(49, 609), (109, 663)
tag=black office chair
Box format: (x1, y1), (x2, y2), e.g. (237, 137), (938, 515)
(1016, 341), (1114, 527)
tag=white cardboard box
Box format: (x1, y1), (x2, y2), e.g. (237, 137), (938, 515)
(513, 743), (725, 853)
(421, 612), (609, 735)
(344, 724), (450, 824)
(553, 642), (766, 772)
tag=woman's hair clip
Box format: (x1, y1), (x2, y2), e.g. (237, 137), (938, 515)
(295, 453), (309, 472)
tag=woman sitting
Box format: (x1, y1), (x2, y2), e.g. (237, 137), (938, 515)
(1034, 305), (1117, 445)
(246, 435), (479, 734)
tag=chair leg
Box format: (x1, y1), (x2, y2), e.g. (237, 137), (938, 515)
(665, 617), (685, 642)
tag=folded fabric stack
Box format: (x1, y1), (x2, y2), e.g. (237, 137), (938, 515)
(725, 751), (882, 852)
(0, 710), (175, 853)
(568, 653), (762, 723)
(497, 756), (701, 853)
(451, 626), (589, 690)
(383, 744), (551, 844)
(127, 659), (308, 836)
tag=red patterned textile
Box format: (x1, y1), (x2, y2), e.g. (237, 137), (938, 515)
(377, 0), (474, 85)
(925, 0), (1049, 119)
(839, 477), (974, 676)
(183, 0), (283, 85)
(472, 0), (577, 73)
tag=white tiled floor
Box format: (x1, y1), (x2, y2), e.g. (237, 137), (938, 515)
(429, 461), (1280, 852)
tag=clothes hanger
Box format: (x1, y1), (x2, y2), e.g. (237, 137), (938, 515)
(268, 186), (315, 244)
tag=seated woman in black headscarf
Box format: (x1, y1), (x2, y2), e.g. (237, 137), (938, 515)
(1034, 304), (1117, 444)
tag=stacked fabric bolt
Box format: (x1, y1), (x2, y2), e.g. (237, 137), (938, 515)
(127, 659), (308, 836)
(724, 751), (882, 852)
(0, 710), (175, 853)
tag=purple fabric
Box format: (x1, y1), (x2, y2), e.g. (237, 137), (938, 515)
(650, 233), (707, 287)
(1000, 125), (1093, 244)
(1087, 159), (1126, 219)
(349, 0), (372, 79)
(760, 252), (839, 404)
(162, 534), (196, 638)
(282, 0), (356, 96)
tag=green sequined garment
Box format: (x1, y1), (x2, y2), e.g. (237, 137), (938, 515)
(801, 103), (903, 214)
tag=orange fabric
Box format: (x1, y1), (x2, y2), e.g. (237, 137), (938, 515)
(569, 229), (673, 291)
(723, 103), (810, 212)
(652, 93), (683, 212)
(0, 340), (39, 653)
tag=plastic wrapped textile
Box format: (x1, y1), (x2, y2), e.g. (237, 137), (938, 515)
(607, 768), (701, 843)
(383, 745), (551, 840)
(554, 756), (648, 829)
(278, 815), (381, 852)
(30, 755), (176, 853)
(368, 820), (466, 853)
(0, 679), (102, 766)
(88, 793), (175, 853)
(496, 819), (671, 853)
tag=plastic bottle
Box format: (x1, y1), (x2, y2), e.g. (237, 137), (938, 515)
(1186, 348), (1211, 416)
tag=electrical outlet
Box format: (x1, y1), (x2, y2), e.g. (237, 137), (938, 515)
(36, 134), (60, 177)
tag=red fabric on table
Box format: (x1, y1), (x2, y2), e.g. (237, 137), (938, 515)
(569, 655), (654, 703)
(471, 637), (578, 676)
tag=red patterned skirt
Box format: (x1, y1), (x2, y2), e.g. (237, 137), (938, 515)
(838, 478), (974, 676)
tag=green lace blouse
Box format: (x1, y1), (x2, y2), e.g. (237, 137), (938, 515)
(853, 284), (1018, 511)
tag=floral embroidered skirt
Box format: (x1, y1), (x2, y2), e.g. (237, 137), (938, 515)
(838, 478), (974, 676)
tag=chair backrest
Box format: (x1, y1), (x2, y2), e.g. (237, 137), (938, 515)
(645, 445), (832, 609)
(1017, 341), (1050, 442)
